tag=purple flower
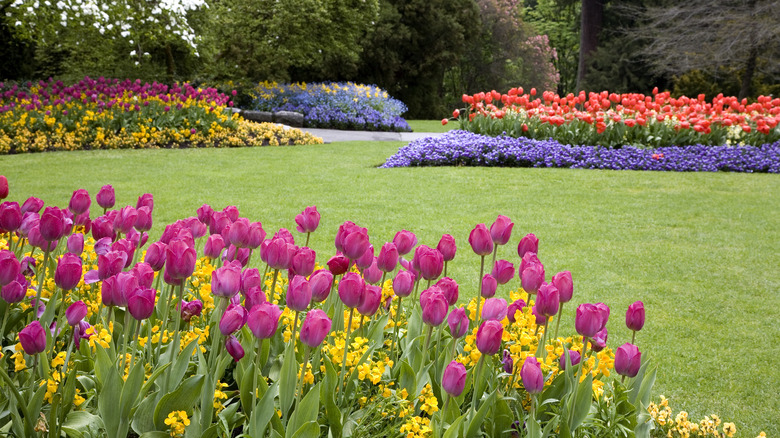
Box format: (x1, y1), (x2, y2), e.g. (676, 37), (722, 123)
(19, 321), (47, 354)
(247, 301), (282, 339)
(225, 335), (244, 361)
(521, 356), (544, 394)
(441, 361), (467, 397)
(447, 307), (469, 338)
(299, 309), (332, 348)
(65, 300), (88, 326)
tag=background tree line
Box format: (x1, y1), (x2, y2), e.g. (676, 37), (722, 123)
(2, 0), (778, 118)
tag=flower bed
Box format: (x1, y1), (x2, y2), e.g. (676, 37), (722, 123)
(452, 88), (780, 148)
(250, 81), (412, 132)
(381, 130), (780, 172)
(0, 179), (762, 438)
(0, 77), (322, 154)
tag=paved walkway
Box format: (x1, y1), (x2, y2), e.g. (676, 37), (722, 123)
(290, 127), (446, 143)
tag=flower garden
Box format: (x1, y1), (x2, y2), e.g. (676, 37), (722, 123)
(0, 179), (770, 437)
(249, 82), (412, 132)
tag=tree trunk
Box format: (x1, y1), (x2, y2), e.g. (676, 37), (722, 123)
(576, 0), (604, 92)
(739, 47), (757, 100)
(165, 43), (175, 84)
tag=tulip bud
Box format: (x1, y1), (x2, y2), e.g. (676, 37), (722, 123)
(197, 204), (213, 225)
(248, 301), (282, 339)
(0, 202), (22, 233)
(481, 274), (497, 298)
(165, 239), (196, 281)
(338, 272), (365, 309)
(136, 193), (154, 211)
(420, 287), (448, 326)
(447, 307), (469, 338)
(291, 247), (316, 278)
(392, 270), (414, 298)
(436, 234), (457, 262)
(0, 250), (21, 286)
(614, 343), (642, 377)
(66, 233), (84, 255)
(489, 215), (514, 245)
(244, 287), (267, 311)
(591, 327), (608, 352)
(521, 263), (545, 297)
(68, 189), (91, 215)
(377, 242), (399, 273)
(286, 275), (312, 312)
(40, 206), (66, 242)
(551, 271), (573, 303)
(507, 299), (526, 323)
(204, 234), (225, 259)
(134, 206), (153, 232)
(575, 303), (607, 338)
(326, 253), (349, 276)
(113, 206), (137, 235)
(559, 350), (581, 371)
(266, 237), (291, 270)
(0, 176), (7, 199)
(55, 253), (82, 290)
(535, 283), (560, 317)
(309, 269), (333, 303)
(482, 298), (507, 321)
(435, 277), (458, 306)
(476, 320), (503, 355)
(417, 246), (443, 281)
(491, 260), (515, 285)
(358, 284), (382, 317)
(295, 206), (320, 234)
(342, 227), (370, 261)
(441, 361), (467, 397)
(145, 241), (167, 271)
(1, 274), (28, 303)
(300, 309), (332, 348)
(468, 223), (493, 256)
(626, 301), (645, 332)
(517, 233), (539, 258)
(180, 299), (203, 322)
(21, 197), (43, 214)
(392, 230), (417, 256)
(65, 300), (88, 325)
(211, 261), (243, 298)
(521, 356), (544, 394)
(219, 303), (248, 335)
(225, 335), (244, 361)
(127, 288), (156, 320)
(96, 185), (115, 210)
(502, 349), (513, 373)
(19, 321), (47, 355)
(247, 222), (265, 249)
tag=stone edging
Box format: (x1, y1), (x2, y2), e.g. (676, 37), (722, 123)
(226, 108), (305, 127)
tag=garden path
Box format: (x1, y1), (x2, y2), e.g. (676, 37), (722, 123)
(283, 126), (445, 143)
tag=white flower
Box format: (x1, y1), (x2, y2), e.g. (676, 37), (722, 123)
(15, 20), (21, 26)
(129, 49), (136, 56)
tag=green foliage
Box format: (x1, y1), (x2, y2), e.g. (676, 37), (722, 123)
(522, 0), (580, 94)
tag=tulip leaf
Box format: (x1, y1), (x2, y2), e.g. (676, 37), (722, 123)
(441, 413), (465, 438)
(97, 361), (122, 438)
(405, 306), (423, 348)
(153, 374), (205, 430)
(238, 362), (255, 418)
(130, 391), (160, 434)
(465, 389), (496, 438)
(199, 369), (215, 433)
(627, 360), (648, 405)
(527, 415), (542, 438)
(61, 411), (104, 438)
(491, 397), (514, 437)
(399, 360), (416, 403)
(249, 380), (278, 438)
(320, 356), (343, 438)
(568, 373), (593, 432)
(169, 339), (198, 392)
(635, 365), (657, 412)
(286, 383), (320, 438)
(139, 433), (170, 438)
(121, 359), (146, 419)
(290, 421), (320, 438)
(367, 312), (390, 347)
(278, 340), (298, 424)
(93, 344), (114, 388)
(59, 366), (78, 424)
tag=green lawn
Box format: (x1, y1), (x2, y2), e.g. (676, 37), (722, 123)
(408, 119), (460, 133)
(1, 141), (778, 436)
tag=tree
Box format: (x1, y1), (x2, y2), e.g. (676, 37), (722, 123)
(576, 0), (603, 91)
(640, 0), (780, 99)
(522, 0), (580, 94)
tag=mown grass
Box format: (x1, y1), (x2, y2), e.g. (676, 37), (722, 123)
(1, 141), (778, 436)
(407, 119), (459, 133)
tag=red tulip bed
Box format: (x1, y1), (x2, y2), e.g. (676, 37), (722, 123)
(0, 178), (745, 438)
(0, 77), (323, 154)
(389, 89), (780, 172)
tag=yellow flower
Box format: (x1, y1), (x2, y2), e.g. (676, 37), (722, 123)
(164, 410), (190, 437)
(723, 423), (736, 437)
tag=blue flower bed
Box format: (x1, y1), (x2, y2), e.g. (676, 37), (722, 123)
(381, 130), (780, 172)
(250, 82), (411, 132)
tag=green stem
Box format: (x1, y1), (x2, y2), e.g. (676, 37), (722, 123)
(337, 307), (355, 402)
(61, 333), (75, 377)
(0, 365), (35, 434)
(631, 330), (636, 346)
(470, 354), (485, 416)
(253, 338), (263, 401)
(267, 269), (279, 301)
(0, 307), (10, 339)
(443, 260), (448, 278)
(129, 319), (140, 372)
(490, 246), (497, 273)
(295, 347), (311, 409)
(475, 255), (485, 329)
(422, 325), (434, 359)
(291, 311), (299, 349)
(305, 232), (310, 248)
(120, 311), (131, 373)
(155, 282), (174, 363)
(553, 302), (564, 341)
(390, 296), (403, 367)
(33, 249), (51, 322)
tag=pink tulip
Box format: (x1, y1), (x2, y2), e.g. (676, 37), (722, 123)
(535, 283), (560, 317)
(559, 350), (581, 371)
(19, 321), (47, 355)
(626, 301), (645, 332)
(468, 223), (493, 256)
(482, 298), (507, 321)
(614, 343), (642, 377)
(358, 284), (382, 317)
(481, 274), (497, 298)
(91, 215), (116, 241)
(197, 204), (213, 225)
(55, 253), (82, 290)
(0, 202), (22, 233)
(134, 206), (153, 232)
(113, 206), (137, 235)
(417, 246), (443, 281)
(376, 242), (398, 273)
(266, 237), (291, 270)
(165, 239), (196, 282)
(98, 250), (126, 280)
(219, 303), (248, 335)
(68, 189), (91, 215)
(551, 271), (573, 303)
(66, 233), (84, 255)
(591, 327), (608, 352)
(392, 270), (415, 298)
(507, 299), (526, 323)
(212, 261), (243, 298)
(21, 197), (44, 214)
(442, 361), (467, 397)
(96, 185), (115, 209)
(300, 309), (332, 348)
(435, 277), (458, 306)
(309, 269), (333, 303)
(65, 300), (88, 325)
(247, 301), (282, 339)
(227, 218), (250, 248)
(243, 287), (267, 311)
(517, 233), (539, 258)
(0, 176), (7, 199)
(491, 260), (515, 285)
(392, 230), (417, 256)
(204, 234), (225, 259)
(0, 250), (21, 286)
(39, 206), (67, 242)
(295, 206), (320, 234)
(521, 356), (544, 394)
(209, 211), (231, 235)
(575, 303), (607, 338)
(338, 272), (365, 309)
(420, 287), (448, 326)
(127, 288), (156, 320)
(489, 215), (514, 245)
(180, 299), (203, 322)
(286, 275), (312, 312)
(436, 234), (457, 262)
(291, 247), (316, 278)
(326, 253), (349, 275)
(476, 320), (503, 355)
(447, 307), (469, 338)
(144, 241), (167, 271)
(247, 222), (266, 249)
(225, 335), (244, 361)
(363, 258), (383, 285)
(521, 264), (545, 296)
(1, 274), (28, 303)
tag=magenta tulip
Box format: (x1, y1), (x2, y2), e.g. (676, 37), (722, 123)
(442, 361), (467, 397)
(66, 233), (84, 255)
(392, 230), (417, 256)
(227, 218), (250, 248)
(219, 303), (248, 335)
(300, 309), (332, 348)
(551, 271), (573, 303)
(180, 299), (203, 322)
(244, 287), (267, 311)
(55, 253), (82, 290)
(342, 227), (370, 261)
(19, 321), (47, 355)
(491, 260), (515, 285)
(0, 202), (22, 233)
(392, 270), (414, 298)
(224, 245), (251, 267)
(127, 288), (156, 320)
(212, 261), (243, 298)
(273, 228), (294, 245)
(490, 215), (514, 245)
(559, 350), (581, 371)
(535, 283), (560, 317)
(575, 303), (607, 338)
(377, 242), (399, 273)
(531, 305), (546, 325)
(225, 335), (244, 361)
(502, 349), (513, 373)
(96, 185), (115, 209)
(338, 272), (365, 309)
(21, 197), (44, 214)
(209, 211), (231, 236)
(165, 239), (196, 281)
(28, 225), (58, 252)
(111, 238), (136, 268)
(417, 246), (443, 281)
(65, 301), (88, 325)
(295, 206), (320, 234)
(136, 193), (154, 211)
(482, 298), (508, 321)
(68, 189), (91, 215)
(626, 301), (645, 332)
(91, 215), (115, 241)
(521, 356), (544, 394)
(145, 241), (167, 271)
(0, 250), (21, 286)
(468, 223), (493, 256)
(507, 299), (526, 323)
(247, 222), (266, 249)
(40, 206), (66, 241)
(73, 320), (94, 348)
(286, 275), (312, 312)
(134, 206), (153, 232)
(1, 274), (28, 303)
(197, 204), (213, 225)
(204, 234), (225, 259)
(447, 307), (469, 338)
(240, 268), (262, 294)
(0, 176), (7, 199)
(358, 284), (382, 317)
(436, 234), (456, 262)
(113, 206), (137, 235)
(517, 233), (539, 258)
(266, 237), (291, 270)
(291, 247), (316, 278)
(100, 276), (120, 307)
(476, 320), (503, 355)
(327, 254), (349, 276)
(614, 343), (642, 377)
(309, 269), (333, 303)
(521, 263), (545, 297)
(591, 327), (608, 352)
(97, 250), (126, 280)
(248, 301), (282, 339)
(481, 274), (497, 298)
(115, 271), (139, 307)
(435, 277), (458, 306)
(420, 287), (448, 326)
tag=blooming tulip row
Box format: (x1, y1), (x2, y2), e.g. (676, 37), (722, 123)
(381, 130), (780, 172)
(449, 88), (780, 148)
(0, 77), (323, 154)
(250, 81), (412, 132)
(0, 176), (752, 438)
